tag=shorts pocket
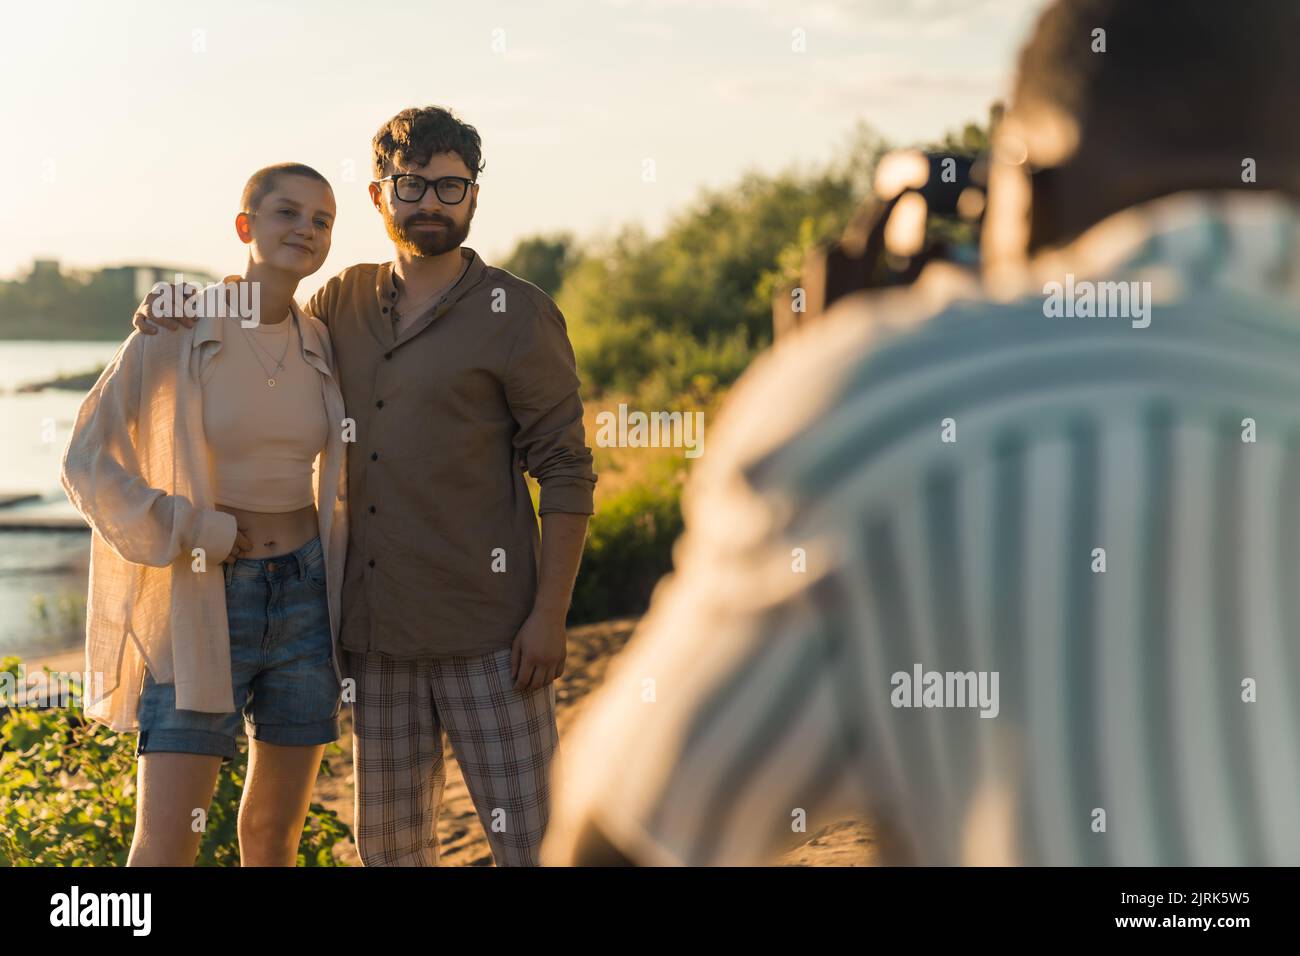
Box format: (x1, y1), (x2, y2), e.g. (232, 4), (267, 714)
(303, 550), (327, 592)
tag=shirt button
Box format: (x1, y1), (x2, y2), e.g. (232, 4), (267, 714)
(370, 451), (379, 461)
(368, 505), (376, 514)
(376, 399), (384, 409)
(368, 559), (375, 568)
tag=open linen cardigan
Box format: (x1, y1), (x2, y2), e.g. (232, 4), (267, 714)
(60, 296), (348, 732)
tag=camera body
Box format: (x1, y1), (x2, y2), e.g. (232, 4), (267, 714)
(774, 151), (986, 340)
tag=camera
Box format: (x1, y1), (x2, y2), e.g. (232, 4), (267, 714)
(773, 150), (988, 339)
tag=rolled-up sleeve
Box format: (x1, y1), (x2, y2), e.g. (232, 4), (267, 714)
(504, 295), (597, 515)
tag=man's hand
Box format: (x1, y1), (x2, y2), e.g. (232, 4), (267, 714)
(511, 510), (588, 693)
(131, 282), (202, 335)
(510, 607), (567, 692)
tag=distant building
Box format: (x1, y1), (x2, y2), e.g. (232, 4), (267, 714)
(102, 264), (218, 301)
(0, 260), (221, 340)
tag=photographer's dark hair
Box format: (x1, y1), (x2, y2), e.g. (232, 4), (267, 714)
(1013, 0), (1300, 162)
(372, 106), (485, 180)
(240, 162), (332, 214)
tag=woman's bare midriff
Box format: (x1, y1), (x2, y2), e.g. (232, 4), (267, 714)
(216, 503), (318, 561)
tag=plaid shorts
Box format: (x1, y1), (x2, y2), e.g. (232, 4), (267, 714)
(343, 645), (560, 866)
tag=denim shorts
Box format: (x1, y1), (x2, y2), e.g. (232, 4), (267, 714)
(136, 535), (342, 762)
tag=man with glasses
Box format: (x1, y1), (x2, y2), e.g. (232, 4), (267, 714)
(136, 106), (596, 867)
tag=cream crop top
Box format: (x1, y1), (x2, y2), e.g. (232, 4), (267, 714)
(200, 312), (329, 512)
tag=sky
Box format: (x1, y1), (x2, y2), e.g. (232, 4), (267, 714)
(0, 0), (1047, 299)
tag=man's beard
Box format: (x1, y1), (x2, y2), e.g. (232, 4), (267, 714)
(385, 205), (473, 257)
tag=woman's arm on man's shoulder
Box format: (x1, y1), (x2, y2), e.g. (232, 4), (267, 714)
(131, 271), (345, 333)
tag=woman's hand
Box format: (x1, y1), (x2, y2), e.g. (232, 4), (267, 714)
(224, 528), (254, 564)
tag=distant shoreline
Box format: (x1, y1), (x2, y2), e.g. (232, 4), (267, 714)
(14, 367), (105, 392)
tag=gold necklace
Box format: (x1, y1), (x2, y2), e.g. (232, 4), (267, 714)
(241, 314), (293, 387)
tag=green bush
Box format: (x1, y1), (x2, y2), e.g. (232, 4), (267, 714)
(0, 657), (350, 866)
(569, 474), (686, 624)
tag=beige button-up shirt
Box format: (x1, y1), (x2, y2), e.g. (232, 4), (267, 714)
(304, 246), (597, 658)
(60, 296), (348, 732)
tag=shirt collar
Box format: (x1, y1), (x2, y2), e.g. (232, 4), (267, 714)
(1014, 189), (1300, 299)
(192, 282), (331, 374)
(376, 246), (486, 307)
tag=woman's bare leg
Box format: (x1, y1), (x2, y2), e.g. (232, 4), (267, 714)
(237, 739), (327, 866)
(128, 752), (224, 866)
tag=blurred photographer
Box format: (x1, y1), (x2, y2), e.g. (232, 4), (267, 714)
(543, 0), (1300, 866)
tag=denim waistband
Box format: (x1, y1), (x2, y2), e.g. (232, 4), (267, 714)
(224, 535), (322, 584)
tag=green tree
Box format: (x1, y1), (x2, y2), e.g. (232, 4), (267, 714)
(499, 233), (579, 296)
(926, 103), (1002, 157)
(558, 121), (887, 399)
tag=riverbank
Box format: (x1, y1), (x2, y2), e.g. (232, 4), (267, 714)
(14, 367), (104, 392)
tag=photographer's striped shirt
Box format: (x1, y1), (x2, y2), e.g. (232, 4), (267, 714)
(542, 191), (1300, 866)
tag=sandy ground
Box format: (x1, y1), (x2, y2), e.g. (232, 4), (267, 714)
(26, 618), (875, 866)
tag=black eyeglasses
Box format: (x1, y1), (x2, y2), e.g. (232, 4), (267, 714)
(374, 173), (476, 205)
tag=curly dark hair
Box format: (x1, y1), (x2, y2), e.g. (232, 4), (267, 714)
(371, 106), (486, 181)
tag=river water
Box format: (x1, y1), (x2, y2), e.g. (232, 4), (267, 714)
(0, 340), (122, 658)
